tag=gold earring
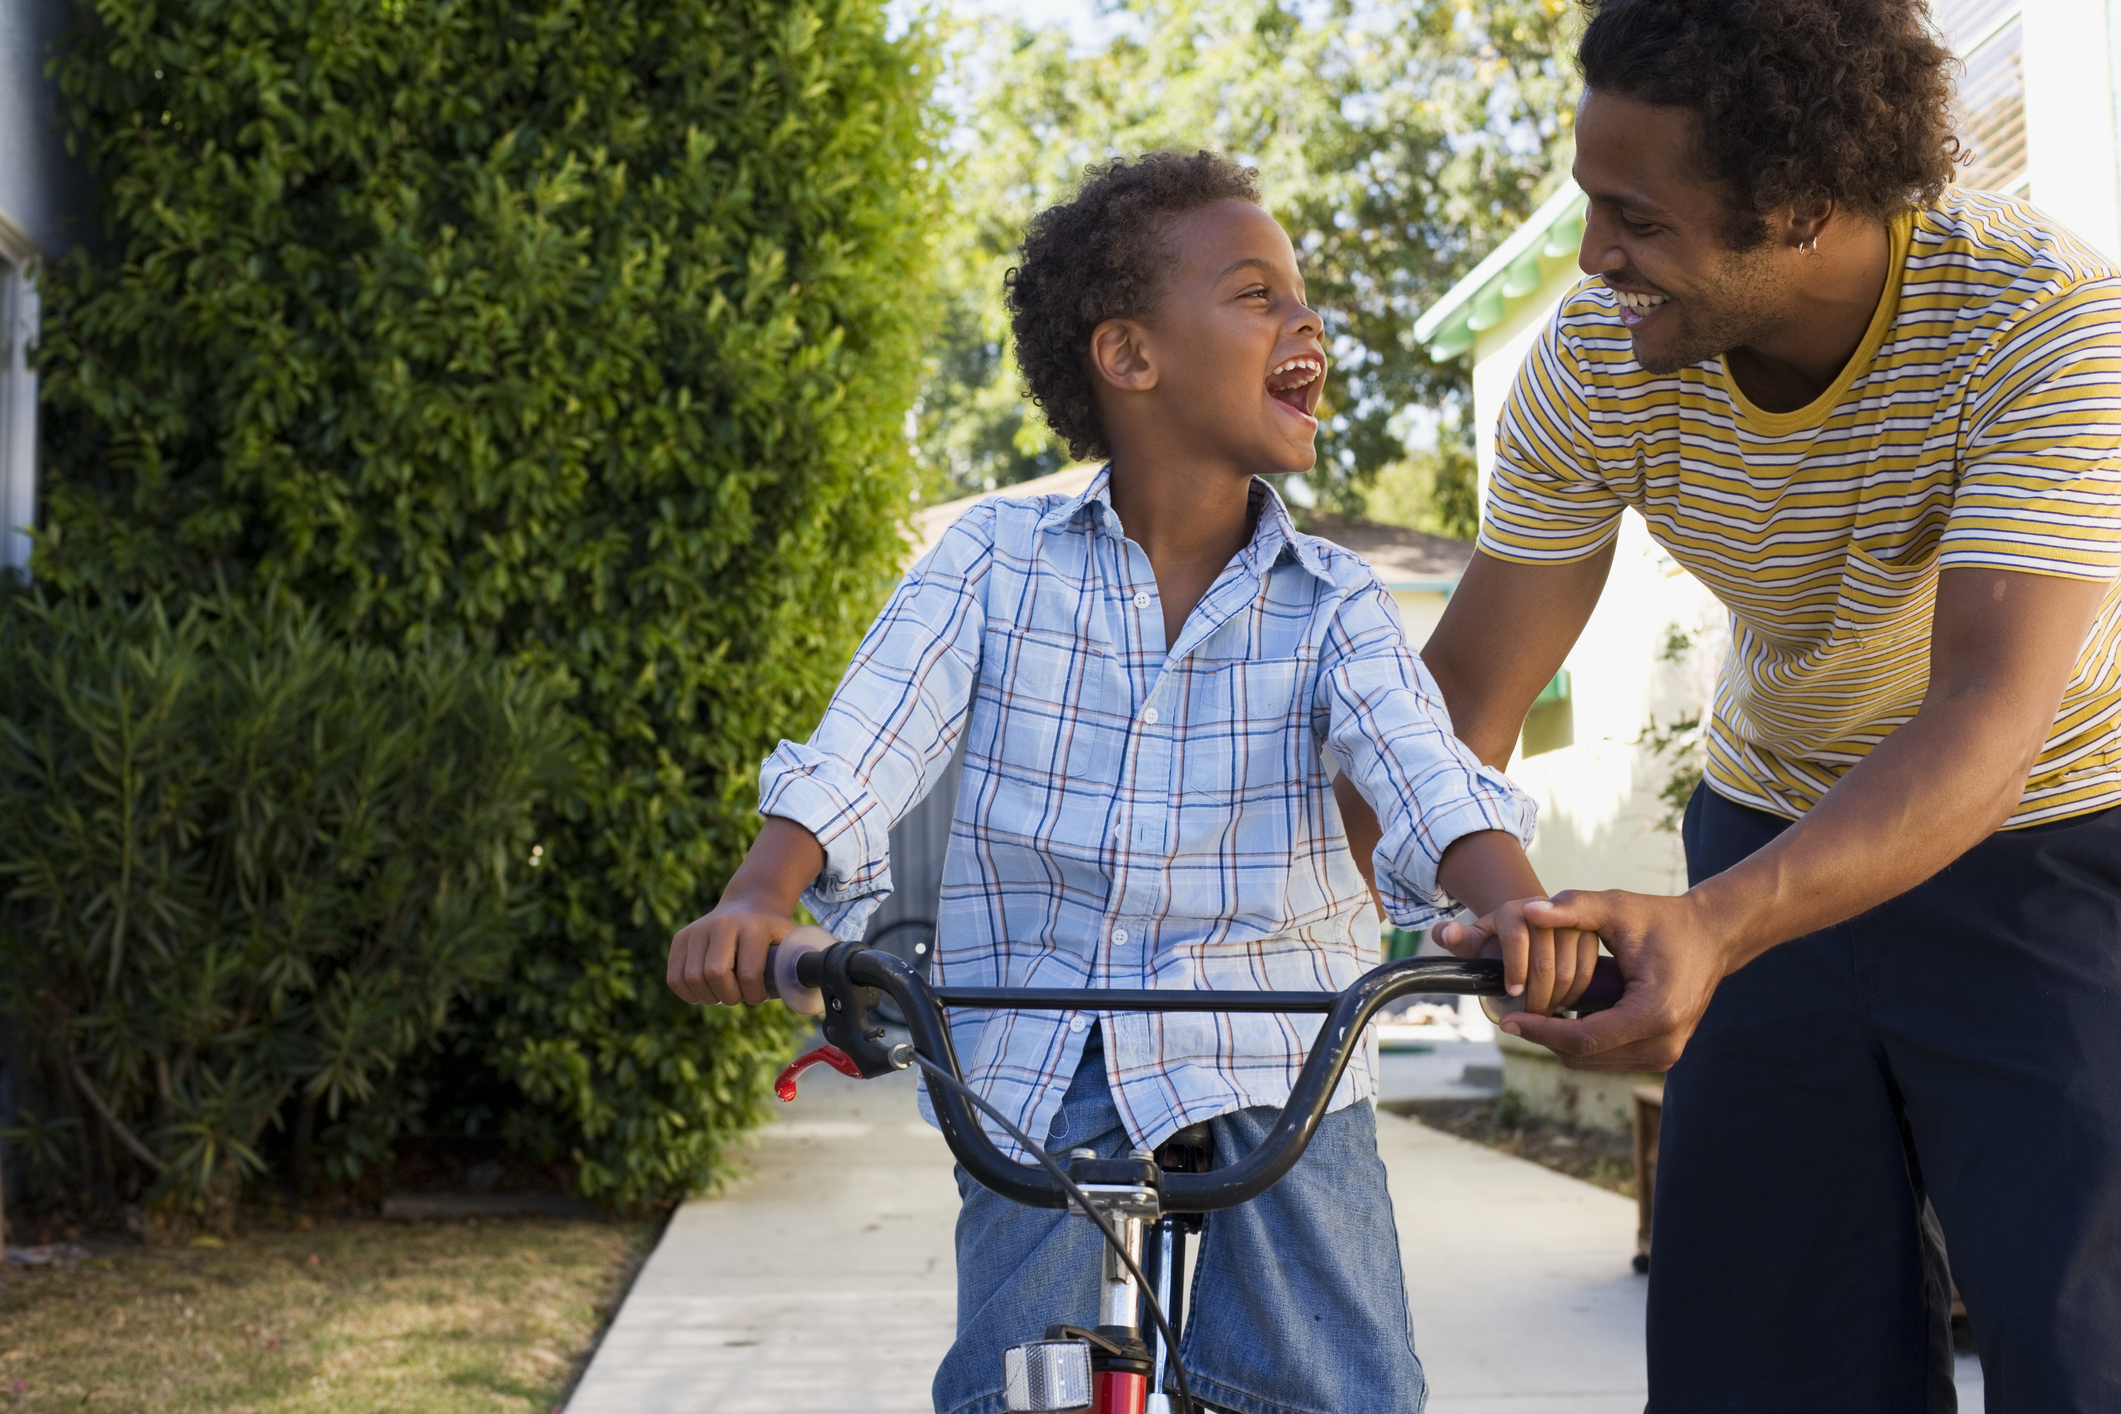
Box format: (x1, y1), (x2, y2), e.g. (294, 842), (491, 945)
(1797, 235), (1820, 256)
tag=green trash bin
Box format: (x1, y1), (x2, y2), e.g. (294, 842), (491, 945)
(1383, 926), (1426, 961)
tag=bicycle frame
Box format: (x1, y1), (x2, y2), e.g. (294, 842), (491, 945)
(773, 939), (1623, 1414)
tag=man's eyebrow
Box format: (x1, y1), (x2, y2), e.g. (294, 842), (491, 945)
(1571, 169), (1672, 219)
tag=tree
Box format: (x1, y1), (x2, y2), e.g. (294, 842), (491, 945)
(914, 0), (1582, 515)
(34, 0), (944, 1207)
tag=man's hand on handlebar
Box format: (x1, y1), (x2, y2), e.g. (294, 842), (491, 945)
(666, 815), (826, 1006)
(1497, 890), (1726, 1071)
(1432, 898), (1600, 1018)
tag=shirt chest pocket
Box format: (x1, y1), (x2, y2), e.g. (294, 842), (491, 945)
(978, 628), (1127, 784)
(1181, 659), (1308, 800)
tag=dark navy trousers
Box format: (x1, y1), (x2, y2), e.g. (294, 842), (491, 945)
(1648, 786), (2121, 1413)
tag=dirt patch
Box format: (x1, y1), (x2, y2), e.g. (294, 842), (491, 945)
(1383, 1095), (1639, 1197)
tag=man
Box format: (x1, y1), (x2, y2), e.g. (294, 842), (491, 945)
(1389, 0), (2121, 1407)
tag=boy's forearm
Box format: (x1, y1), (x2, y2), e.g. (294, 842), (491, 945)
(721, 815), (828, 916)
(1435, 830), (1545, 918)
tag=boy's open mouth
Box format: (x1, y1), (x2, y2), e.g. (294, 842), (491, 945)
(1267, 355), (1326, 419)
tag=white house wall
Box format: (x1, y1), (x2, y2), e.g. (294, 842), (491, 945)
(2022, 0), (2121, 258)
(1393, 588), (1450, 647)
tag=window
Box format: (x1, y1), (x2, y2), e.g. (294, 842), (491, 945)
(1938, 0), (2028, 196)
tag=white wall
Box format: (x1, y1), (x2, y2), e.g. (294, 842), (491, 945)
(1393, 588), (1450, 648)
(2023, 0), (2121, 257)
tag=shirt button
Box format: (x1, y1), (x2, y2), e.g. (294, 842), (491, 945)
(1113, 928), (1129, 944)
(1070, 1017), (1088, 1033)
(1133, 591), (1151, 609)
(1142, 707), (1160, 725)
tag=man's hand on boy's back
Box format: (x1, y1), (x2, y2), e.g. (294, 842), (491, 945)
(666, 816), (825, 1006)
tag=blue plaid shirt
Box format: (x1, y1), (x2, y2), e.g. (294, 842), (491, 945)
(760, 469), (1534, 1155)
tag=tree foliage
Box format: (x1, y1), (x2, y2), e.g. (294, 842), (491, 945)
(33, 0), (943, 1206)
(0, 591), (572, 1228)
(915, 0), (1582, 513)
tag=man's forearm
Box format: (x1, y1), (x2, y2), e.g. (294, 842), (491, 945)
(1688, 684), (2047, 969)
(1423, 547), (1614, 769)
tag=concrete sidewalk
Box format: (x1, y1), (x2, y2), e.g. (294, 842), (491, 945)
(566, 1064), (1982, 1412)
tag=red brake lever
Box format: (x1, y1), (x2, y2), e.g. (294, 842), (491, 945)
(775, 1044), (865, 1102)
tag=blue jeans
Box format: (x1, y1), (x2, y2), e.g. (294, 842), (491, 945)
(933, 1030), (1426, 1414)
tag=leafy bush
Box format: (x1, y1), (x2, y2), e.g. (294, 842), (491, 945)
(34, 0), (941, 1205)
(0, 591), (573, 1229)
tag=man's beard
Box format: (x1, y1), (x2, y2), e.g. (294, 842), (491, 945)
(1633, 245), (1782, 375)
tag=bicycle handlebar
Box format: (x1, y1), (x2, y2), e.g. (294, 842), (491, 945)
(772, 936), (1624, 1214)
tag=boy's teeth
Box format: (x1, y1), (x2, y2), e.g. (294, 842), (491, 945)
(1267, 356), (1323, 389)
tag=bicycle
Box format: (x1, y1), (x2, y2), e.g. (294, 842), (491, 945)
(754, 930), (1623, 1414)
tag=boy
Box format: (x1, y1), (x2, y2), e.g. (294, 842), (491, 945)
(667, 152), (1593, 1414)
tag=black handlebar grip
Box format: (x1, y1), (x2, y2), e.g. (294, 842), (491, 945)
(1479, 953), (1626, 1024)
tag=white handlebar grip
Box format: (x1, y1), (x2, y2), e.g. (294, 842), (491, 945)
(767, 926), (832, 1016)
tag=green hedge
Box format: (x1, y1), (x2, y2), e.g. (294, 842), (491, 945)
(0, 591), (573, 1228)
(33, 0), (942, 1206)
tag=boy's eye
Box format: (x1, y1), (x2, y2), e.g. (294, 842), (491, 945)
(1242, 285), (1270, 300)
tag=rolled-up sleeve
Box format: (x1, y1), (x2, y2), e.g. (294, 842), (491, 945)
(1319, 580), (1535, 926)
(759, 508), (992, 937)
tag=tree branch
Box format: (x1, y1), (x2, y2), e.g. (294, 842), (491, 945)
(68, 1060), (165, 1173)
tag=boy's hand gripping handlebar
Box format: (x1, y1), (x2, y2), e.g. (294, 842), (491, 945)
(741, 930), (1624, 1215)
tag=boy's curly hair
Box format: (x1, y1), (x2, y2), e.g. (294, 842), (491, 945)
(1006, 152), (1261, 463)
(1578, 0), (1961, 246)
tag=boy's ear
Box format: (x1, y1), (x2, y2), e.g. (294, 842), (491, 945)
(1088, 317), (1157, 393)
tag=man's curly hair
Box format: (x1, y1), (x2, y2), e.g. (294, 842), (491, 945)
(1578, 0), (1961, 246)
(1006, 152), (1261, 463)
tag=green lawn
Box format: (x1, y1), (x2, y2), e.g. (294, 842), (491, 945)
(0, 1216), (655, 1412)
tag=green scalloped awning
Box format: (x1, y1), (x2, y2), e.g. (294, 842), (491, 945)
(1412, 181), (1587, 363)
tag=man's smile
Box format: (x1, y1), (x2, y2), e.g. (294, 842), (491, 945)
(1610, 284), (1671, 329)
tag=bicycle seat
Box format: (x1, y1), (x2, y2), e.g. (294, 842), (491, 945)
(1154, 1122), (1215, 1174)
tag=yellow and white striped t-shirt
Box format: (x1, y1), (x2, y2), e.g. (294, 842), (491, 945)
(1484, 190), (2121, 826)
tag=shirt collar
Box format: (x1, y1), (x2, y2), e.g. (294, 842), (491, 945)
(1039, 464), (1336, 586)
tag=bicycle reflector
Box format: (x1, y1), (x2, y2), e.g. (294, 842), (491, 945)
(1003, 1339), (1093, 1412)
